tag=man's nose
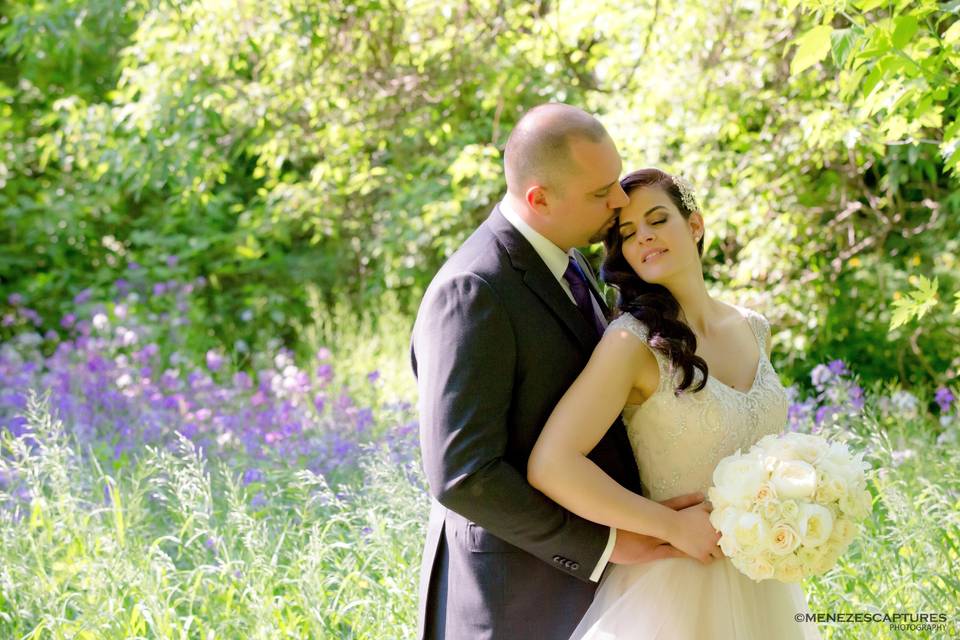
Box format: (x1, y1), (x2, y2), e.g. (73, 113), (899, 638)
(609, 185), (629, 209)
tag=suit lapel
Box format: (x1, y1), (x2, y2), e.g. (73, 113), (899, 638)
(486, 207), (596, 353)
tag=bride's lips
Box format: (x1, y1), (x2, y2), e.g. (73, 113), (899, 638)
(641, 249), (668, 263)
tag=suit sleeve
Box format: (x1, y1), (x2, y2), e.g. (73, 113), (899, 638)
(412, 272), (610, 581)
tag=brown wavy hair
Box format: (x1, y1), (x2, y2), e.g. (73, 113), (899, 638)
(600, 168), (708, 394)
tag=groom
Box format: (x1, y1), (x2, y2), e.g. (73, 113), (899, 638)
(411, 104), (702, 639)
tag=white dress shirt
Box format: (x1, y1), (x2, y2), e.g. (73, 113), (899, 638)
(499, 199), (616, 582)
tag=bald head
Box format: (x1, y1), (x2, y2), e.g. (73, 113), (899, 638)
(504, 104), (610, 196)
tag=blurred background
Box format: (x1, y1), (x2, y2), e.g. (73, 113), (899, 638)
(1, 1), (959, 637)
(2, 0), (958, 386)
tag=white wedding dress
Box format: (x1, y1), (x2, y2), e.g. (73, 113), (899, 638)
(571, 305), (821, 640)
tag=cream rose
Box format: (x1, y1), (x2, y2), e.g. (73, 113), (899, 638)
(798, 503), (834, 548)
(769, 522), (802, 555)
(771, 460), (818, 500)
(781, 499), (800, 523)
(756, 498), (783, 524)
(839, 489), (872, 519)
(775, 554), (806, 582)
(747, 554), (776, 581)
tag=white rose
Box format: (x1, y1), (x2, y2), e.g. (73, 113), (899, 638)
(709, 505), (739, 535)
(783, 433), (828, 464)
(839, 489), (872, 520)
(755, 497), (783, 524)
(771, 460), (818, 500)
(719, 532), (740, 557)
(746, 554), (776, 581)
(815, 476), (845, 504)
(797, 546), (820, 568)
(775, 554), (806, 582)
(768, 522), (802, 555)
(733, 512), (768, 551)
(798, 503), (834, 548)
(712, 453), (768, 508)
(755, 481), (778, 502)
(831, 518), (858, 546)
(781, 499), (800, 523)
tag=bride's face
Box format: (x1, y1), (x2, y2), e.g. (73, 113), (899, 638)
(616, 186), (704, 284)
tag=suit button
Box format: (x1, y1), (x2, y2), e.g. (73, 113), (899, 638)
(552, 555), (562, 563)
(570, 562), (580, 570)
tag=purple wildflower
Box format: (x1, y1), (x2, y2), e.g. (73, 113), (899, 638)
(827, 359), (849, 376)
(935, 387), (955, 414)
(233, 371), (252, 390)
(242, 468), (264, 485)
(814, 405), (837, 427)
(355, 408), (374, 432)
(7, 293), (23, 306)
(206, 350), (224, 372)
(367, 370), (381, 384)
(849, 384), (865, 411)
(74, 288), (93, 305)
(810, 364), (832, 390)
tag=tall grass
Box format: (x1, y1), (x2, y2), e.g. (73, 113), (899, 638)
(0, 392), (427, 639)
(802, 385), (960, 639)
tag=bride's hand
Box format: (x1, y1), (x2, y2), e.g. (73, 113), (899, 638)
(668, 501), (722, 564)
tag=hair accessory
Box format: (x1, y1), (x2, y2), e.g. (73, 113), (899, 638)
(672, 175), (699, 213)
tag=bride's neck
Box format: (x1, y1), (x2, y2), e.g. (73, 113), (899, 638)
(669, 281), (718, 337)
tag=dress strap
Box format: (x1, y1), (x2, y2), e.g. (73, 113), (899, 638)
(733, 305), (770, 355)
(606, 313), (673, 394)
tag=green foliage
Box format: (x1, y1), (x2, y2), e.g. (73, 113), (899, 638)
(1, 0), (958, 386)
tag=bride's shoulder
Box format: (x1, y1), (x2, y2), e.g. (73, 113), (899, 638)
(723, 301), (771, 328)
(605, 312), (650, 342)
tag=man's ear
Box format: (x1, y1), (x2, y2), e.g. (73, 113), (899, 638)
(526, 185), (549, 215)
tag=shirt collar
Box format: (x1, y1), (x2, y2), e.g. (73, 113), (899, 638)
(499, 199), (572, 282)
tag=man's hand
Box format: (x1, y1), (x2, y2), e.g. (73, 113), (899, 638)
(609, 491), (706, 565)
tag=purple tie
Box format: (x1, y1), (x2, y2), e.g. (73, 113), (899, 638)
(563, 257), (604, 337)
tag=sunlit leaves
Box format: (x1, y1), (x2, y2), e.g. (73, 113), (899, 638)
(790, 25), (834, 75)
(889, 276), (940, 330)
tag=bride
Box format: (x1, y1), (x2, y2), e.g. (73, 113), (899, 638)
(527, 168), (821, 639)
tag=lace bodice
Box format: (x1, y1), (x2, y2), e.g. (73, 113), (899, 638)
(610, 305), (789, 501)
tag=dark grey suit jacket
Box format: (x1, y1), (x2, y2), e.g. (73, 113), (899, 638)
(411, 205), (642, 639)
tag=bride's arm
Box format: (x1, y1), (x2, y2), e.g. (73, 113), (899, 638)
(528, 326), (715, 560)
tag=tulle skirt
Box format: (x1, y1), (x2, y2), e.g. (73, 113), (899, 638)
(570, 557), (821, 640)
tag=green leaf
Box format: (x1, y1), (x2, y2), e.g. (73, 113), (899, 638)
(954, 291), (960, 316)
(791, 25), (835, 75)
(831, 28), (860, 67)
(855, 0), (887, 11)
(944, 21), (960, 45)
(890, 297), (916, 330)
(892, 15), (919, 49)
(889, 276), (940, 330)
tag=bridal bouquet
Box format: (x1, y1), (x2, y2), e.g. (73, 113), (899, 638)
(707, 432), (871, 582)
